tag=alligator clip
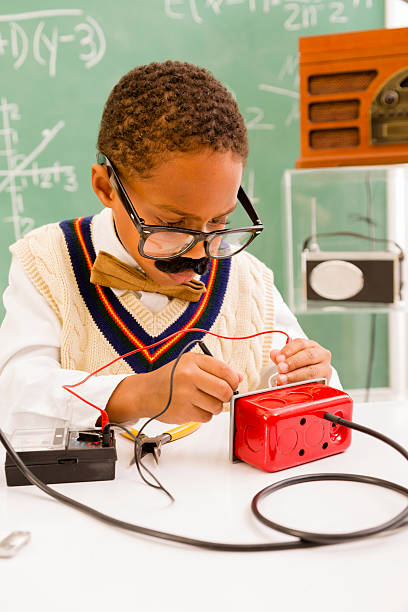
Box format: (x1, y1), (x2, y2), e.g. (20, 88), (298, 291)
(123, 422), (201, 466)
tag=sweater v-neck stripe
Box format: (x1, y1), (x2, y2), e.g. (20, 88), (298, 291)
(60, 216), (231, 372)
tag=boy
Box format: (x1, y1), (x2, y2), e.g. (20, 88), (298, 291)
(0, 61), (338, 430)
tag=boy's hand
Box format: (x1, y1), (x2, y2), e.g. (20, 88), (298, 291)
(270, 338), (332, 386)
(107, 353), (243, 424)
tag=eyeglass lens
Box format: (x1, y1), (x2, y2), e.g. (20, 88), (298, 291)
(143, 232), (196, 257)
(142, 230), (254, 258)
(207, 232), (254, 257)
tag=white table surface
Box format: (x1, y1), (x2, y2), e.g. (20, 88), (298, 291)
(0, 401), (407, 612)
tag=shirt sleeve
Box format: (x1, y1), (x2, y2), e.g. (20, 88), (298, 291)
(0, 256), (129, 432)
(257, 286), (342, 390)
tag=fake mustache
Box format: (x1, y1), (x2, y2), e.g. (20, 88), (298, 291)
(155, 255), (211, 276)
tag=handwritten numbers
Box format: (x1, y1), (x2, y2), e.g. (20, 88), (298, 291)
(33, 22), (58, 77)
(283, 3), (323, 31)
(0, 99), (78, 241)
(329, 2), (347, 24)
(352, 0), (373, 8)
(10, 22), (28, 70)
(74, 16), (106, 68)
(164, 0), (185, 19)
(245, 107), (275, 131)
(0, 11), (106, 76)
(63, 168), (78, 193)
(164, 0), (375, 24)
(20, 217), (35, 236)
(206, 0), (223, 14)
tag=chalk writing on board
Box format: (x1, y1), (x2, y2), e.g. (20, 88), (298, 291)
(227, 84), (275, 131)
(245, 107), (275, 131)
(259, 84), (299, 126)
(278, 54), (299, 88)
(255, 53), (299, 127)
(244, 169), (259, 205)
(164, 0), (373, 27)
(0, 98), (78, 241)
(0, 9), (105, 77)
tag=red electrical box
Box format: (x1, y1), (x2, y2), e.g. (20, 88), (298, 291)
(230, 379), (353, 473)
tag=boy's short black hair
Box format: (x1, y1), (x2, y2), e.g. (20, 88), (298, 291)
(97, 60), (248, 178)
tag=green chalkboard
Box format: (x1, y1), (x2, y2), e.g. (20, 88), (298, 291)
(0, 1), (385, 386)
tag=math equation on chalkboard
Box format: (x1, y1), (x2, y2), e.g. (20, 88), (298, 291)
(164, 0), (375, 29)
(0, 9), (105, 77)
(0, 98), (77, 241)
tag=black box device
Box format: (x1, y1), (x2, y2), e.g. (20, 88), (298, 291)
(5, 427), (116, 486)
(302, 250), (402, 303)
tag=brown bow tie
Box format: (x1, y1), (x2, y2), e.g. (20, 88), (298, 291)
(90, 250), (206, 303)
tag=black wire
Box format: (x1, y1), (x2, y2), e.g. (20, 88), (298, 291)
(302, 231), (404, 260)
(136, 338), (200, 433)
(105, 338), (201, 501)
(252, 473), (408, 545)
(326, 413), (408, 460)
(0, 426), (312, 551)
(252, 413), (408, 544)
(1, 410), (407, 551)
(105, 423), (175, 502)
(2, 333), (408, 551)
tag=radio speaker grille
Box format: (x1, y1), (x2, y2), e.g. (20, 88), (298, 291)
(309, 100), (360, 122)
(309, 71), (377, 95)
(310, 128), (360, 149)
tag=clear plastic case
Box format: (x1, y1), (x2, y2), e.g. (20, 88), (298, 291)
(283, 164), (408, 314)
(282, 164), (408, 400)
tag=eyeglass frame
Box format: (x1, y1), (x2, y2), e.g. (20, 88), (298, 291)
(97, 152), (264, 261)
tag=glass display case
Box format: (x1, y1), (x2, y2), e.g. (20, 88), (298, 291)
(282, 164), (408, 401)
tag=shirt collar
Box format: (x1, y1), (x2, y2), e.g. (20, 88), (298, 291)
(91, 207), (167, 305)
(91, 207), (142, 271)
(88, 209), (179, 314)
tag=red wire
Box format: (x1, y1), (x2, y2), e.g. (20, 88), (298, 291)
(62, 328), (290, 429)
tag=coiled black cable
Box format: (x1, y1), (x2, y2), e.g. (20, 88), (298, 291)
(252, 411), (408, 545)
(1, 410), (407, 551)
(1, 351), (407, 551)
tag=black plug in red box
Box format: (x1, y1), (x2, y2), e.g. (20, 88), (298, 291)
(230, 379), (352, 472)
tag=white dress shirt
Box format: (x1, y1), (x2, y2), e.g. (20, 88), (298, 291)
(0, 208), (340, 432)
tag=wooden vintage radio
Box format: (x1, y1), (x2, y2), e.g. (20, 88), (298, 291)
(296, 27), (408, 168)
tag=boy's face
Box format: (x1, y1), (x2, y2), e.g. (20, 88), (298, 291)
(91, 150), (243, 286)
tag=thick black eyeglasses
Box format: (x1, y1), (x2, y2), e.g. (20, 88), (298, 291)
(97, 153), (264, 261)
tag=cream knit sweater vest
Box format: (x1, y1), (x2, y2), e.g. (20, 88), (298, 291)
(11, 220), (275, 393)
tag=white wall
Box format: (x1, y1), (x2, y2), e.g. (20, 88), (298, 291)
(386, 0), (408, 26)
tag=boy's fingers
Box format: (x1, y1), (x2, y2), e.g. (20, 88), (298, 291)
(276, 338), (318, 361)
(195, 354), (243, 392)
(160, 405), (214, 424)
(190, 407), (215, 423)
(195, 369), (238, 404)
(273, 338), (332, 386)
(278, 364), (332, 385)
(281, 345), (330, 372)
(190, 388), (224, 415)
